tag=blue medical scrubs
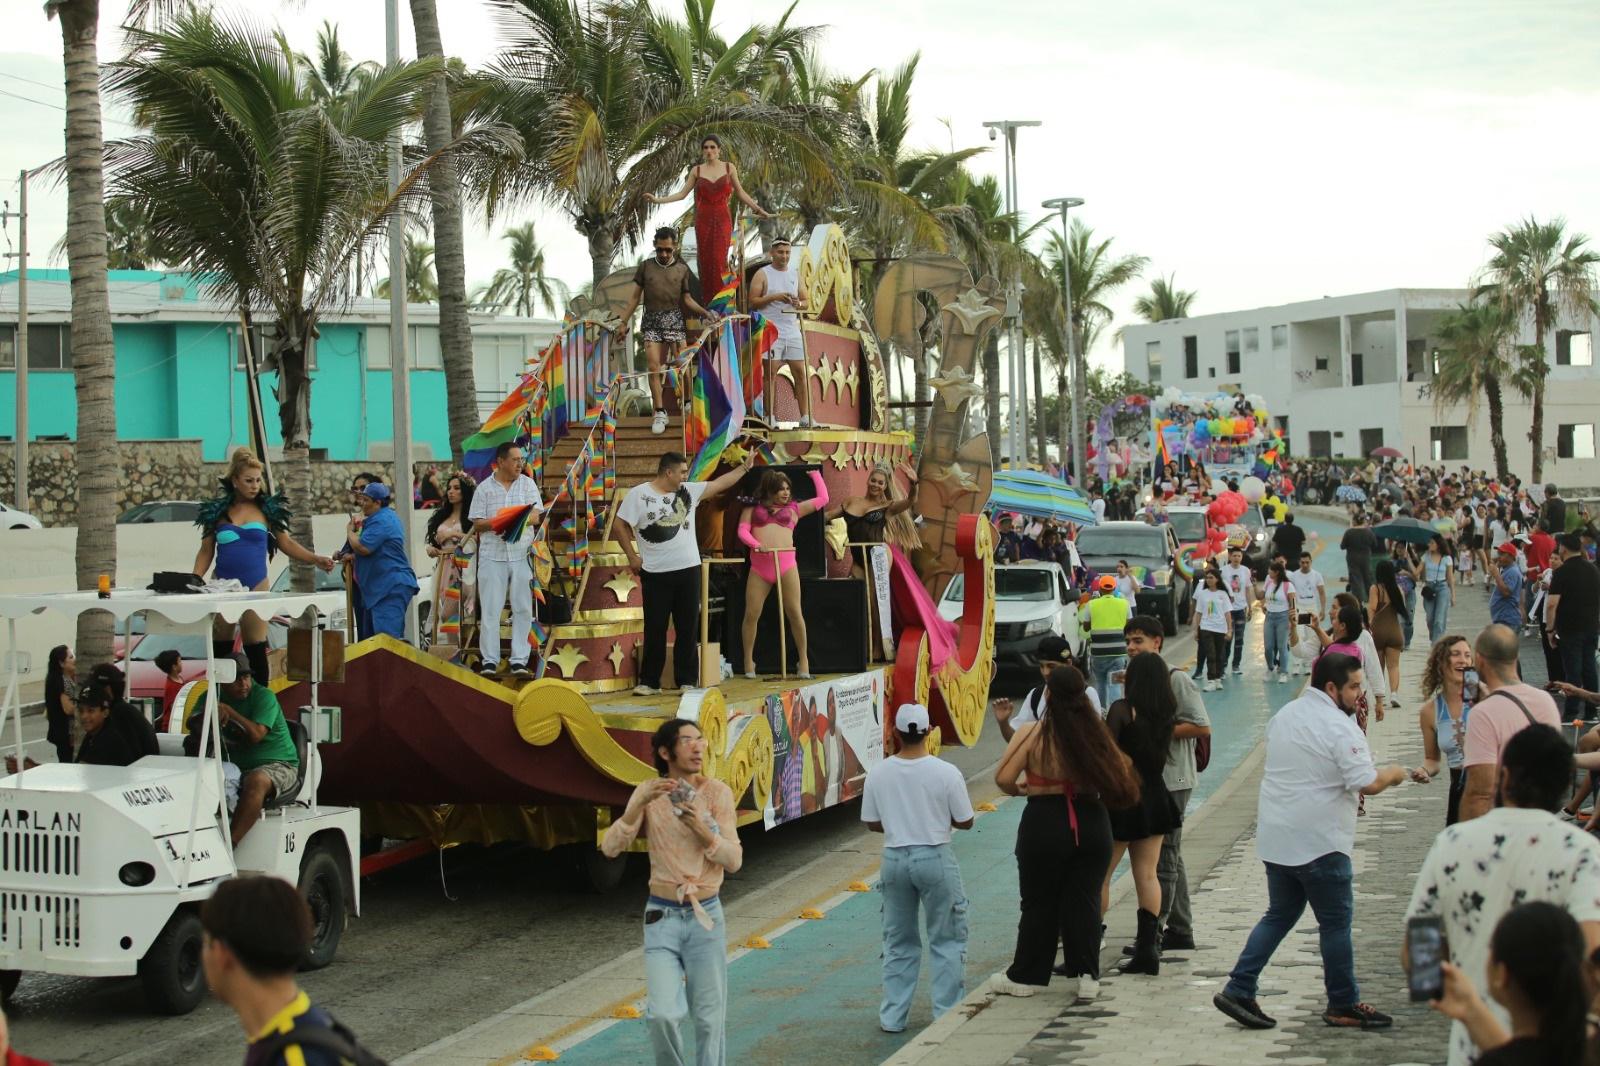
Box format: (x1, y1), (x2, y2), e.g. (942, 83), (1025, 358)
(351, 507), (419, 639)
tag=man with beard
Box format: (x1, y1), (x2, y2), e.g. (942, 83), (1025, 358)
(1212, 653), (1408, 1032)
(616, 450), (753, 694)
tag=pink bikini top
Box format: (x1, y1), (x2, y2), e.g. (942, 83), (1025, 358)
(750, 471), (829, 531)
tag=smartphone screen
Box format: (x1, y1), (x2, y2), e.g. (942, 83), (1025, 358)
(1407, 916), (1445, 1001)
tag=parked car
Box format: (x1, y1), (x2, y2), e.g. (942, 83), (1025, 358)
(0, 501), (42, 530)
(937, 558), (1085, 673)
(1073, 521), (1191, 635)
(118, 500), (202, 524)
(1168, 502), (1270, 575)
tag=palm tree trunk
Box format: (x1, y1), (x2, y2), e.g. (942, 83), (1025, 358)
(1031, 334), (1047, 463)
(276, 314), (317, 593)
(912, 346), (930, 446)
(589, 228), (616, 290)
(1056, 368), (1069, 473)
(1530, 320), (1547, 484)
(56, 0), (117, 671)
(1485, 372), (1510, 482)
(410, 0), (477, 468)
(982, 331), (1002, 468)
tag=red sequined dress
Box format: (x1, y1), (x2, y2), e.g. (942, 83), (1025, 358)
(693, 170), (734, 297)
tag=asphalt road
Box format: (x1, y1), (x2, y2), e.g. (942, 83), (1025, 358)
(8, 633), (1197, 1065)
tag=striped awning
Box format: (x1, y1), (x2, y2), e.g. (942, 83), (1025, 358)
(988, 470), (1098, 525)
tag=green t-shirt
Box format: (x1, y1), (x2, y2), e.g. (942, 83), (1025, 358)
(221, 683), (298, 772)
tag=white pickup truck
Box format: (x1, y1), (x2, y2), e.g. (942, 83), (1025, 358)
(937, 555), (1085, 672)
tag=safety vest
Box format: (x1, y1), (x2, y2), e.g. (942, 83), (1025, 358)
(1082, 594), (1132, 658)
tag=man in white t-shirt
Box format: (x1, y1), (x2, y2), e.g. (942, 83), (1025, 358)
(615, 449), (751, 694)
(1404, 723), (1600, 1066)
(862, 703), (975, 1033)
(1219, 547), (1254, 676)
(1213, 652), (1407, 1032)
(991, 635), (1101, 742)
(1286, 552), (1326, 674)
(749, 237), (814, 427)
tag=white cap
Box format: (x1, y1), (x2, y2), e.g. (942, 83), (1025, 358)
(894, 703), (930, 736)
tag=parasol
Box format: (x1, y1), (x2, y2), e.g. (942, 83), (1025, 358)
(988, 470), (1098, 525)
(1334, 484), (1368, 504)
(1369, 446), (1403, 459)
(1372, 516), (1438, 545)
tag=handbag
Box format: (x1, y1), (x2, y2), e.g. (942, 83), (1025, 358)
(1421, 582), (1437, 602)
(147, 571), (205, 594)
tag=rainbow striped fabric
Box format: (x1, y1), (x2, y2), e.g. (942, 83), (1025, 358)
(688, 318), (746, 479)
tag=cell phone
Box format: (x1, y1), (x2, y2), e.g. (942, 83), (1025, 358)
(1110, 670), (1126, 684)
(1406, 916), (1445, 1001)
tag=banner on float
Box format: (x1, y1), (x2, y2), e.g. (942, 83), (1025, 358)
(762, 669), (886, 828)
(869, 545), (893, 659)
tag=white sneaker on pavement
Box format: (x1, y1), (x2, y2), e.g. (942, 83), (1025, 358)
(989, 973), (1036, 998)
(1278, 672), (1289, 683)
(1075, 975), (1099, 1002)
(651, 410), (668, 434)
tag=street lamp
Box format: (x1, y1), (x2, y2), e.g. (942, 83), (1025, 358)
(1042, 197), (1085, 487)
(982, 119), (1040, 470)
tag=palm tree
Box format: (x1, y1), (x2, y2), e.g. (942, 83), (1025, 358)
(1431, 301), (1523, 481)
(50, 197), (167, 269)
(297, 21), (378, 104)
(45, 0), (119, 669)
(474, 222), (568, 316)
(375, 236), (440, 302)
(1476, 217), (1600, 483)
(105, 9), (478, 582)
(1132, 274), (1196, 322)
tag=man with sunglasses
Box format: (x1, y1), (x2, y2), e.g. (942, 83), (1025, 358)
(617, 227), (720, 435)
(992, 635), (1100, 743)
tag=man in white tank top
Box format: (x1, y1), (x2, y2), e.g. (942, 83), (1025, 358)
(750, 237), (815, 427)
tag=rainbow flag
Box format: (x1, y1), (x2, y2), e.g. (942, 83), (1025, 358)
(461, 423), (525, 485)
(688, 319), (746, 479)
(707, 269), (739, 316)
(547, 327), (569, 440)
(485, 504), (540, 544)
(746, 314), (778, 412)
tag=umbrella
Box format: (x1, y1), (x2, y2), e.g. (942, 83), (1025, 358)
(1372, 516), (1438, 545)
(1334, 484), (1368, 504)
(988, 470), (1098, 525)
(1370, 446), (1403, 459)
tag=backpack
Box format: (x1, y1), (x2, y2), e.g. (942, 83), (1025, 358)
(252, 1016), (388, 1066)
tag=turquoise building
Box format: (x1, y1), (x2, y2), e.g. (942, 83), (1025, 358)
(0, 270), (558, 461)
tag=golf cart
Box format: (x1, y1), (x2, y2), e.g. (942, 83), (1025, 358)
(0, 588), (359, 1014)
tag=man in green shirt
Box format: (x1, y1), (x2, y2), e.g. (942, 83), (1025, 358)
(217, 652), (299, 846)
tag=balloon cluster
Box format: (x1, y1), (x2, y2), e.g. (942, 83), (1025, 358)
(1201, 490), (1250, 555)
(1151, 388), (1281, 457)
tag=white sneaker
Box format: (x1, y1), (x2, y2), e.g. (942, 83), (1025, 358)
(989, 973), (1036, 997)
(1278, 672), (1289, 683)
(650, 410), (668, 434)
(633, 684), (660, 696)
(1232, 666), (1243, 675)
(1075, 975), (1099, 1002)
(797, 415), (816, 429)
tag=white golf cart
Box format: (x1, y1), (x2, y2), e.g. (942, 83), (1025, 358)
(0, 588), (360, 1014)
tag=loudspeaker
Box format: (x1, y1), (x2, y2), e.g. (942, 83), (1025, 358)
(724, 575), (867, 675)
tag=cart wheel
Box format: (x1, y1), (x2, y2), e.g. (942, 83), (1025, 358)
(0, 969), (21, 1003)
(299, 845), (348, 971)
(138, 909), (206, 1015)
(578, 846), (628, 894)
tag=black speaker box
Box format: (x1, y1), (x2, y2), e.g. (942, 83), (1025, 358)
(723, 575), (867, 676)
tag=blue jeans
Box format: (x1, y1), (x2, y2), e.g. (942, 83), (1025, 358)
(1224, 852), (1358, 1009)
(366, 589), (414, 640)
(644, 896), (727, 1066)
(879, 844), (969, 1031)
(1263, 611), (1290, 674)
(1090, 655), (1127, 705)
(1424, 581), (1450, 643)
(1228, 608), (1248, 668)
(1559, 630), (1600, 722)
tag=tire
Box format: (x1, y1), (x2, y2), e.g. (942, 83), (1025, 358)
(298, 846), (348, 971)
(578, 845), (628, 894)
(0, 969), (21, 1003)
(138, 908), (206, 1015)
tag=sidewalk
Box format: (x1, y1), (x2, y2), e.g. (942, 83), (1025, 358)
(889, 566), (1496, 1066)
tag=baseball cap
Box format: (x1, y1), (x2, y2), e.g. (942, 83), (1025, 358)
(1037, 635), (1071, 663)
(1096, 574), (1117, 592)
(224, 651), (251, 681)
(894, 703), (930, 737)
(1496, 542), (1517, 556)
(362, 482), (392, 502)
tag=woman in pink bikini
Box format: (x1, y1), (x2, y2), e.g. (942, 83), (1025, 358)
(738, 469), (828, 679)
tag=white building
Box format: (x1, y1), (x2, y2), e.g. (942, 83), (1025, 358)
(1119, 288), (1600, 486)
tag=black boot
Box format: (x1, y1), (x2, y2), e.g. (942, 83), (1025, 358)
(1121, 909), (1161, 975)
(243, 641), (271, 687)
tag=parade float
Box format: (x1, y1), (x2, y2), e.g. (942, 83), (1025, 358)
(216, 226), (1003, 885)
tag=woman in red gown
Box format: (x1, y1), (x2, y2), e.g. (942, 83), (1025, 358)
(647, 135), (772, 297)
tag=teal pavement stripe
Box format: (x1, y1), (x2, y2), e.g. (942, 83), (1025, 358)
(555, 516), (1349, 1065)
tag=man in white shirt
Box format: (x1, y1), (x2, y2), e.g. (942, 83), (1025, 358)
(1219, 547), (1254, 676)
(615, 449), (751, 694)
(749, 237), (814, 427)
(467, 442), (544, 677)
(1285, 551), (1326, 674)
(1404, 723), (1600, 1066)
(1213, 652), (1408, 1032)
(991, 635), (1101, 742)
(1090, 489), (1107, 525)
(862, 703), (975, 1034)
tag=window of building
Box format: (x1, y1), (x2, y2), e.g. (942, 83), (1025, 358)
(236, 324), (316, 371)
(367, 325), (444, 370)
(1359, 428), (1384, 456)
(1242, 327), (1259, 354)
(1271, 324), (1287, 349)
(1430, 425), (1468, 462)
(1145, 341), (1162, 384)
(1557, 330), (1594, 367)
(1558, 423), (1596, 459)
(1314, 355), (1329, 372)
(1225, 330), (1241, 375)
(3, 324), (73, 370)
(1275, 415), (1289, 437)
(1308, 430), (1332, 458)
(1207, 367), (1216, 378)
(1183, 336), (1197, 379)
(0, 325), (13, 369)
(1351, 352), (1364, 387)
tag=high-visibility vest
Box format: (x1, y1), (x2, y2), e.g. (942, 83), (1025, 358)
(1083, 594), (1132, 658)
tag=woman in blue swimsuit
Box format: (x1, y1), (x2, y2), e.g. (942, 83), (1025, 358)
(192, 448), (335, 685)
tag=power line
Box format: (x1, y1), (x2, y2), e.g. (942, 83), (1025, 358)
(0, 85), (139, 130)
(0, 70), (64, 93)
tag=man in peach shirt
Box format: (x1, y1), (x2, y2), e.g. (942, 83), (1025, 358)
(602, 719), (741, 1066)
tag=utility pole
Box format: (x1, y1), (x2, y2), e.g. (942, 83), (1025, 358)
(981, 120), (1039, 471)
(1042, 197), (1086, 487)
(385, 0), (417, 643)
(2, 170), (27, 512)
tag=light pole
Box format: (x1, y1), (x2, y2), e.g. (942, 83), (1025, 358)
(1042, 197), (1085, 486)
(385, 0), (417, 642)
(982, 119), (1039, 470)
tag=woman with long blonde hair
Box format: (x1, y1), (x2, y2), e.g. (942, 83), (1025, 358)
(193, 448), (335, 684)
(825, 462), (920, 578)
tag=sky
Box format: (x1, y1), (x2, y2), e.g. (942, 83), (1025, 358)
(2, 0), (1598, 380)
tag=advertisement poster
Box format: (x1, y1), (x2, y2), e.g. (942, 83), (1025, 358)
(763, 670), (886, 828)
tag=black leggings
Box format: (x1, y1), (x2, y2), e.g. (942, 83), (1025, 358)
(1447, 766), (1465, 826)
(1007, 794), (1113, 985)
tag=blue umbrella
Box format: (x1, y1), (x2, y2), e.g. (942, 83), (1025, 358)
(989, 470), (1098, 525)
(1334, 484), (1368, 504)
